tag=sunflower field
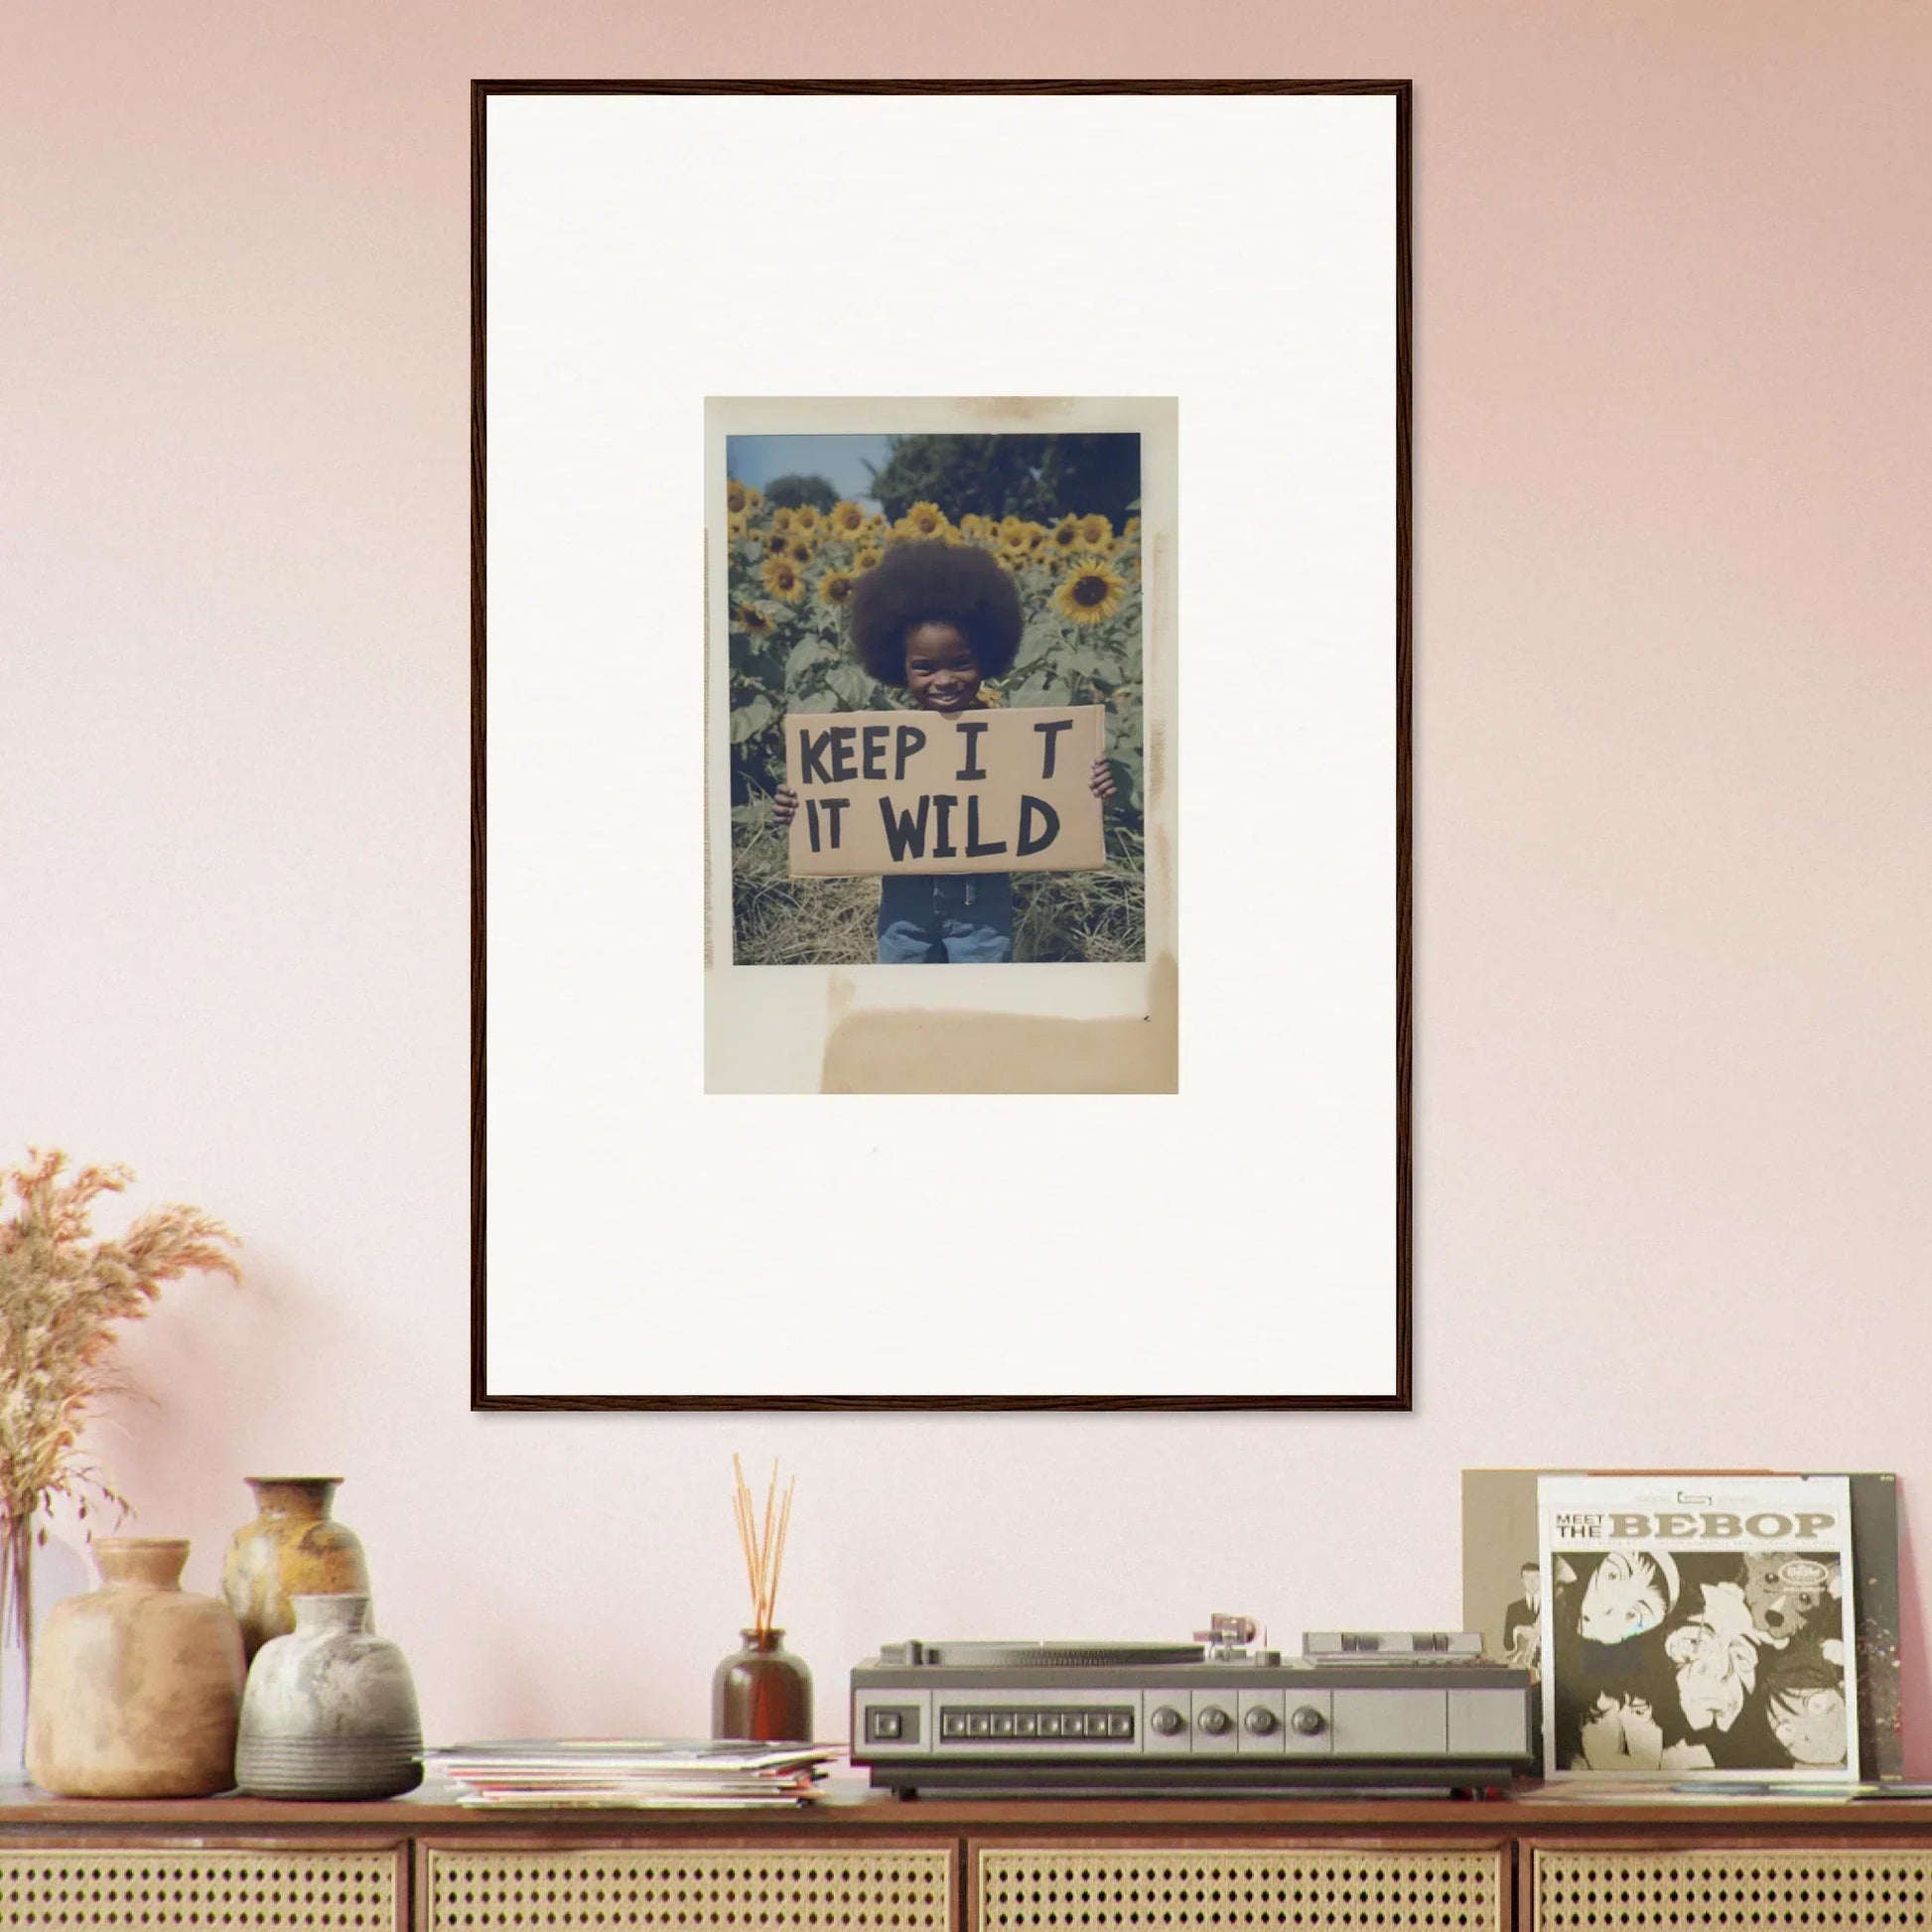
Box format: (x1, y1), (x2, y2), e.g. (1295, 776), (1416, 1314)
(727, 483), (1147, 965)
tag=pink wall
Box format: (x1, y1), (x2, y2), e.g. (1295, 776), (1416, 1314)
(4, 3), (1929, 1760)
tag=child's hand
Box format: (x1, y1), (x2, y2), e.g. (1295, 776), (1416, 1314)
(1089, 758), (1117, 804)
(772, 784), (799, 827)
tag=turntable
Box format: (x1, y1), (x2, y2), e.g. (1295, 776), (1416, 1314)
(850, 1616), (1533, 1794)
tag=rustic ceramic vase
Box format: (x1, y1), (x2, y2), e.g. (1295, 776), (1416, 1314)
(221, 1476), (371, 1660)
(25, 1538), (245, 1798)
(712, 1628), (812, 1742)
(235, 1593), (422, 1799)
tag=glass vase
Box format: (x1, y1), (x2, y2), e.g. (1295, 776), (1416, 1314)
(0, 1516), (30, 1783)
(712, 1628), (812, 1743)
(0, 1512), (88, 1784)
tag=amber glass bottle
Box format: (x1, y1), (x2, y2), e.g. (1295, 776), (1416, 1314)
(712, 1628), (812, 1741)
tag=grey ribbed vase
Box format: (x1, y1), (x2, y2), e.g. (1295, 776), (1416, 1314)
(235, 1593), (422, 1799)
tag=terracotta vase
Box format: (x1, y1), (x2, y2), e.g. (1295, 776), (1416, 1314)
(25, 1537), (244, 1797)
(235, 1593), (421, 1799)
(712, 1628), (812, 1742)
(221, 1476), (370, 1660)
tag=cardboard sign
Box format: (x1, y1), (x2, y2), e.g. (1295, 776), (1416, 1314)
(783, 706), (1106, 878)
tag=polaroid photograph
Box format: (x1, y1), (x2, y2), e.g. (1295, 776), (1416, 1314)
(706, 397), (1173, 1095)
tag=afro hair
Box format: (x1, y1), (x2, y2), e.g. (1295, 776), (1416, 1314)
(848, 538), (1025, 687)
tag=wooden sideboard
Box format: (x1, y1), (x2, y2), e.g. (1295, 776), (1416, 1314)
(4, 1784), (1932, 1928)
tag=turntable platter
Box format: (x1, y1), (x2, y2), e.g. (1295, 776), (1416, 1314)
(911, 1640), (1204, 1668)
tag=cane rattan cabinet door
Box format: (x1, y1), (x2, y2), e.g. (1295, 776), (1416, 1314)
(0, 1845), (402, 1931)
(423, 1842), (955, 1930)
(974, 1845), (1504, 1931)
(1532, 1845), (1932, 1930)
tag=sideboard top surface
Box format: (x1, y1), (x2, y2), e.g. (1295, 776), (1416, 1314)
(1, 1783), (1929, 1834)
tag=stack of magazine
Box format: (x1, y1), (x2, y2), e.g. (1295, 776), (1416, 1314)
(425, 1739), (842, 1808)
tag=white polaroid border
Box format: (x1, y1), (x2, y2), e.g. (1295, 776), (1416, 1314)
(704, 393), (1176, 1095)
(481, 86), (1402, 1403)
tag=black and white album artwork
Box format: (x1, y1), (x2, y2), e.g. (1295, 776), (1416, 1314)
(1539, 1475), (1858, 1781)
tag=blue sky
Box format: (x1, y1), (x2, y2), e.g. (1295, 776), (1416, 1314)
(726, 434), (896, 510)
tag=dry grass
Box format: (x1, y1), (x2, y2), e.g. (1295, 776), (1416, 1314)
(1013, 827), (1148, 964)
(0, 1150), (240, 1639)
(731, 819), (1146, 966)
(732, 819), (878, 965)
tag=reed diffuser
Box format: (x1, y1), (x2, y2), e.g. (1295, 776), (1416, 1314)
(712, 1456), (811, 1743)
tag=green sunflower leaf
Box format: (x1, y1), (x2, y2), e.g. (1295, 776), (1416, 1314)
(730, 695), (776, 744)
(785, 637), (835, 686)
(824, 664), (876, 711)
(1014, 612), (1063, 671)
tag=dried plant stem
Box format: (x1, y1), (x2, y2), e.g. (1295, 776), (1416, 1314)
(0, 1149), (239, 1594)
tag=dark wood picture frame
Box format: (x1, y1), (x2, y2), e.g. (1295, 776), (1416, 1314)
(471, 78), (1413, 1412)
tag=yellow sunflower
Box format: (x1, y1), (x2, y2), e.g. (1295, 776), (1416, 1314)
(759, 554), (807, 603)
(1076, 512), (1113, 550)
(977, 682), (1004, 707)
(790, 503), (821, 535)
(764, 528), (792, 554)
(1051, 554), (1126, 625)
(734, 603), (773, 636)
(728, 509), (749, 542)
(726, 478), (751, 515)
(1047, 515), (1081, 555)
(855, 545), (882, 572)
(818, 568), (858, 609)
(828, 499), (867, 537)
(1122, 515), (1140, 542)
(770, 505), (796, 535)
(996, 549), (1030, 574)
(785, 537), (814, 565)
(998, 516), (1030, 551)
(897, 499), (950, 540)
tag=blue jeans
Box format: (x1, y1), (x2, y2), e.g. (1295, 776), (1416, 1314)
(878, 873), (1014, 963)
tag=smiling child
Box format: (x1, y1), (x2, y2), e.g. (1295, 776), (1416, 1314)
(774, 537), (1114, 962)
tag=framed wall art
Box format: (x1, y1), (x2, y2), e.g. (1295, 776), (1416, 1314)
(474, 79), (1411, 1409)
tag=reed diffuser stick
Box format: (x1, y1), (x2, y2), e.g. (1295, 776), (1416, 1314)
(733, 1455), (798, 1636)
(732, 1464), (759, 1615)
(768, 1478), (794, 1630)
(759, 1458), (777, 1619)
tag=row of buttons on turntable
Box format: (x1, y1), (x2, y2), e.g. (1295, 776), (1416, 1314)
(939, 1707), (1135, 1741)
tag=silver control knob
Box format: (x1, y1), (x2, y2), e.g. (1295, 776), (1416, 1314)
(1243, 1706), (1279, 1736)
(1150, 1706), (1185, 1737)
(1197, 1706), (1233, 1736)
(1291, 1705), (1326, 1736)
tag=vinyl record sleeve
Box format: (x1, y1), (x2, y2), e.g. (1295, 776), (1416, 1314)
(1538, 1473), (1859, 1783)
(1461, 1468), (1899, 1780)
